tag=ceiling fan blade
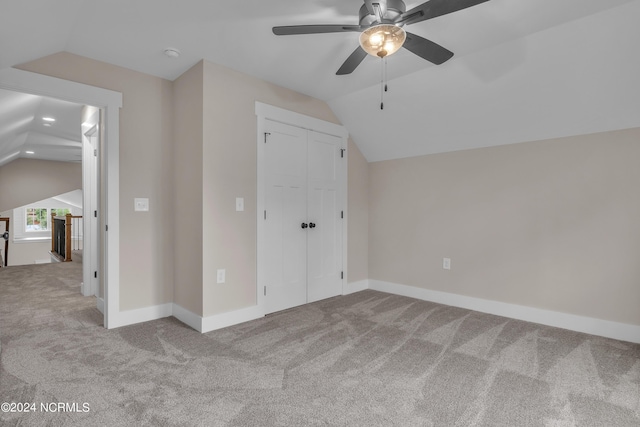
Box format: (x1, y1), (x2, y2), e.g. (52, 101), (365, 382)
(398, 0), (489, 26)
(364, 0), (388, 21)
(336, 46), (368, 75)
(273, 25), (362, 36)
(403, 31), (453, 65)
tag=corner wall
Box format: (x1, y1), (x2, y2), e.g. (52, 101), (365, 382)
(368, 127), (640, 326)
(347, 138), (369, 284)
(200, 60), (345, 317)
(173, 61), (204, 316)
(19, 52), (175, 311)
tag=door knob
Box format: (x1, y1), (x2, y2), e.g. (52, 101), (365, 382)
(309, 222), (316, 229)
(301, 223), (308, 229)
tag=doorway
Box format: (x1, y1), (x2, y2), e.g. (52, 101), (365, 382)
(0, 67), (122, 328)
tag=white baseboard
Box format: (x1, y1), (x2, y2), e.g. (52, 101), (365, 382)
(109, 303), (173, 329)
(96, 297), (104, 314)
(344, 279), (369, 295)
(201, 304), (264, 334)
(172, 303), (265, 334)
(101, 280), (640, 343)
(172, 303), (204, 332)
(107, 301), (264, 333)
(368, 280), (640, 344)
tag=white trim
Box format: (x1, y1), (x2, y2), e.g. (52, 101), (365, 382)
(341, 141), (348, 303)
(369, 280), (640, 344)
(255, 101), (349, 315)
(172, 304), (203, 332)
(201, 305), (264, 334)
(172, 303), (264, 334)
(96, 297), (105, 314)
(255, 102), (348, 139)
(0, 67), (122, 329)
(108, 303), (173, 329)
(344, 279), (369, 295)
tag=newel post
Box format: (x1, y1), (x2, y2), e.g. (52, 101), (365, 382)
(65, 213), (72, 261)
(51, 211), (56, 253)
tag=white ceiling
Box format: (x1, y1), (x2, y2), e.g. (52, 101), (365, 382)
(1, 0), (639, 162)
(0, 89), (82, 166)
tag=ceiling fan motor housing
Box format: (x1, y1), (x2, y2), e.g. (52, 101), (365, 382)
(359, 0), (406, 26)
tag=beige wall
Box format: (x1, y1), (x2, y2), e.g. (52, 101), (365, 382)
(173, 62), (204, 316)
(200, 60), (344, 317)
(347, 139), (369, 283)
(15, 52), (365, 321)
(369, 128), (640, 325)
(9, 52), (636, 330)
(19, 52), (175, 311)
(0, 158), (81, 212)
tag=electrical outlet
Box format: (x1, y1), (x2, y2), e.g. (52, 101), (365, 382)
(443, 258), (451, 270)
(217, 269), (226, 284)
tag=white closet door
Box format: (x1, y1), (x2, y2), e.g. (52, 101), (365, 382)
(306, 130), (342, 303)
(264, 120), (308, 314)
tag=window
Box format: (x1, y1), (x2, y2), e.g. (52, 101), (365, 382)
(26, 208), (48, 231)
(25, 208), (70, 232)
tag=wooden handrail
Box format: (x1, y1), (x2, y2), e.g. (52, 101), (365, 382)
(50, 213), (83, 262)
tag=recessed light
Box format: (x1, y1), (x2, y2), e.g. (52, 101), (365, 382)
(42, 117), (56, 122)
(25, 151), (35, 155)
(163, 48), (181, 58)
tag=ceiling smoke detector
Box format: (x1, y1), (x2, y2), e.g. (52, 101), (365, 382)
(163, 48), (181, 58)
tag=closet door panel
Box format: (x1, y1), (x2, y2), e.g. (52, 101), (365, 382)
(307, 131), (342, 303)
(264, 120), (308, 314)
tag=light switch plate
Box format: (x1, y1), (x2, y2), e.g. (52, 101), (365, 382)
(443, 258), (451, 270)
(217, 269), (226, 284)
(134, 198), (149, 212)
(236, 197), (244, 212)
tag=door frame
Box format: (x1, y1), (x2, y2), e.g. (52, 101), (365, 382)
(0, 67), (122, 329)
(255, 102), (348, 314)
(82, 117), (99, 298)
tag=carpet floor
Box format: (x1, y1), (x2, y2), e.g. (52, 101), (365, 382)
(1, 263), (639, 426)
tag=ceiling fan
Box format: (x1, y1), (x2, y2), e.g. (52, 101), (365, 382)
(273, 0), (490, 75)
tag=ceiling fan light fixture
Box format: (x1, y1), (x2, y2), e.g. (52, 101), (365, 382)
(359, 24), (406, 58)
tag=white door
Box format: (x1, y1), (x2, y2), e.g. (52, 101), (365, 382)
(264, 120), (343, 314)
(265, 121), (308, 313)
(306, 130), (342, 303)
(82, 113), (100, 298)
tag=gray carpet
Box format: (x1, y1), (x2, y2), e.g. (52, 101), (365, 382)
(1, 263), (639, 426)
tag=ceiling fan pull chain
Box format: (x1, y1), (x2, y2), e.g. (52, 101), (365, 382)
(384, 57), (388, 93)
(380, 57), (384, 110)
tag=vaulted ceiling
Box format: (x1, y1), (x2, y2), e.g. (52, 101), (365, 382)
(0, 89), (82, 166)
(1, 0), (639, 163)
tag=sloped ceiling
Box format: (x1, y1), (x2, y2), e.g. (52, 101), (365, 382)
(0, 89), (82, 166)
(1, 0), (639, 162)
